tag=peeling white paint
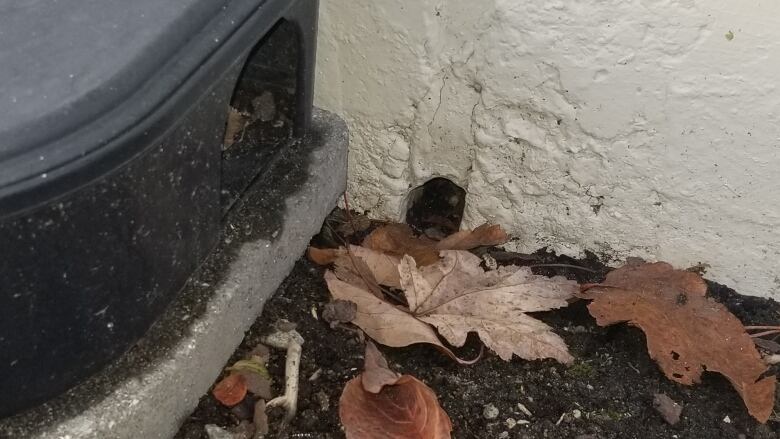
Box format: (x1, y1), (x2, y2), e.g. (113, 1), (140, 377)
(315, 0), (780, 298)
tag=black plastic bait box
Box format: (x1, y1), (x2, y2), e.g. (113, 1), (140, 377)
(0, 0), (318, 417)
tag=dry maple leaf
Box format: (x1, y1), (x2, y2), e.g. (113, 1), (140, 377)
(580, 261), (777, 423)
(309, 245), (402, 291)
(362, 223), (508, 266)
(339, 342), (452, 439)
(326, 250), (577, 363)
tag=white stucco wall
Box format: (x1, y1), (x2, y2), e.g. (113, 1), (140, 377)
(314, 0), (780, 299)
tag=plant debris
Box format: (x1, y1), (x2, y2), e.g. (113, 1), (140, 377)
(360, 340), (402, 393)
(653, 393), (683, 425)
(326, 249), (578, 363)
(262, 321), (305, 424)
(580, 261), (777, 422)
(321, 299), (357, 328)
(253, 399), (269, 436)
(223, 107), (250, 148)
(339, 342), (452, 439)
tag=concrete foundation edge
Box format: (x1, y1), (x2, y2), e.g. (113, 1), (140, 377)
(0, 109), (348, 439)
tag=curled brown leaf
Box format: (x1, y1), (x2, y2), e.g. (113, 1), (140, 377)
(339, 344), (452, 439)
(362, 223), (509, 266)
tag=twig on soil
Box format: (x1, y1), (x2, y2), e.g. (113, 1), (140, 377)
(529, 263), (598, 273)
(745, 326), (780, 338)
(342, 193), (353, 223)
(750, 330), (780, 338)
(262, 321), (304, 425)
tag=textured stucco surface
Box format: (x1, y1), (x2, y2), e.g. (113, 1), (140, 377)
(315, 0), (780, 299)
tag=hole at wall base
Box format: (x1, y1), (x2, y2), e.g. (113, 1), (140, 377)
(405, 177), (466, 238)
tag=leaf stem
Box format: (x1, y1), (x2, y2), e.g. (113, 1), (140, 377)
(528, 263), (598, 273)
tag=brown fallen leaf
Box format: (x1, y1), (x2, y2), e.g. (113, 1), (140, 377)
(309, 245), (402, 290)
(339, 342), (452, 439)
(580, 261), (777, 423)
(325, 270), (459, 360)
(361, 341), (402, 393)
(362, 223), (508, 266)
(212, 372), (248, 407)
(308, 246), (339, 265)
(326, 250), (577, 363)
(434, 223), (508, 251)
(362, 223), (440, 265)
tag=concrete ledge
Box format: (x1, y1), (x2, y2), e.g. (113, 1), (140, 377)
(0, 109), (348, 439)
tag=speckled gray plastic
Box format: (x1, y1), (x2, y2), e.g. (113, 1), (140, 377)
(0, 109), (347, 439)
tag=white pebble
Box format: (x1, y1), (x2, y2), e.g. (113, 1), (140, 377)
(483, 403), (500, 420)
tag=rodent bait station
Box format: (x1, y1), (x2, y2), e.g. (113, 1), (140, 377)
(0, 0), (319, 417)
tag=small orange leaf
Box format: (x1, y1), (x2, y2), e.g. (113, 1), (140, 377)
(212, 373), (248, 407)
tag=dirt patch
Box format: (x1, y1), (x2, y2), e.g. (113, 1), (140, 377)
(176, 213), (780, 439)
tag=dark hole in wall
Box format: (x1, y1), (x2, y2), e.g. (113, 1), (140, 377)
(220, 19), (299, 213)
(405, 177), (466, 237)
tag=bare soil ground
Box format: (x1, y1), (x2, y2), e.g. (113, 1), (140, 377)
(176, 211), (780, 439)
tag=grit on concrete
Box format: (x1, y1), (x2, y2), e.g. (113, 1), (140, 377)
(0, 109), (348, 439)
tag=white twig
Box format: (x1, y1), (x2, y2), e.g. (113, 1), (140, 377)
(262, 322), (304, 424)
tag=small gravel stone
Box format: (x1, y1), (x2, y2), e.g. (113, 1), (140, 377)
(652, 393), (682, 425)
(517, 402), (533, 418)
(483, 403), (500, 420)
(505, 418), (517, 429)
(498, 432), (509, 439)
(205, 424), (234, 439)
(572, 409), (582, 419)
